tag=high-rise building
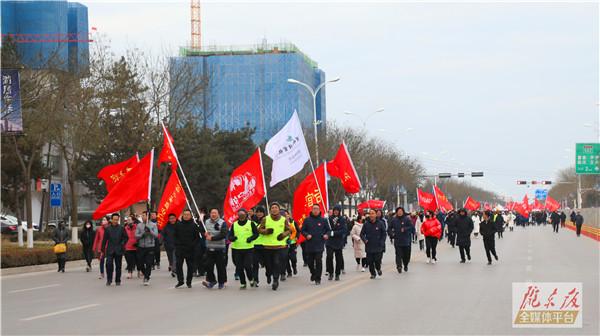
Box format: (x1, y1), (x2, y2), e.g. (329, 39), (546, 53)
(1, 0), (89, 73)
(169, 42), (326, 144)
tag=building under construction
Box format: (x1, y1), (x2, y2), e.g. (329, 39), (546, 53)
(1, 0), (89, 73)
(170, 42), (327, 144)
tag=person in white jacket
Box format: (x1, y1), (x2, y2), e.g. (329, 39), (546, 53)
(412, 212), (424, 251)
(471, 212), (481, 238)
(506, 212), (516, 231)
(350, 217), (366, 272)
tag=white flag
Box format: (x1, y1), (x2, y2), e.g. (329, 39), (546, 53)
(264, 111), (310, 187)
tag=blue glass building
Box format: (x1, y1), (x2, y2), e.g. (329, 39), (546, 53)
(170, 43), (326, 144)
(1, 0), (89, 73)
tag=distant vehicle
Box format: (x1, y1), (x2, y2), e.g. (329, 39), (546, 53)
(0, 215), (18, 234)
(0, 214), (39, 232)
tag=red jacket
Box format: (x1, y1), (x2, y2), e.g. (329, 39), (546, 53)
(124, 224), (137, 251)
(92, 225), (106, 253)
(421, 218), (442, 238)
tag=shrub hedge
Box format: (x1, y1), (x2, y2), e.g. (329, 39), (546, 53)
(1, 244), (84, 268)
(6, 231), (56, 242)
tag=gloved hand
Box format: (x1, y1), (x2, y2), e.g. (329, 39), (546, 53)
(265, 228), (274, 234)
(246, 237), (253, 243)
(230, 236), (237, 242)
(277, 233), (286, 241)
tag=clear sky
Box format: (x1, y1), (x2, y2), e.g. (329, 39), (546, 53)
(84, 0), (599, 200)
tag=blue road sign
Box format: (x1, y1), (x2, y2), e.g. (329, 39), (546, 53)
(535, 189), (548, 201)
(50, 183), (62, 207)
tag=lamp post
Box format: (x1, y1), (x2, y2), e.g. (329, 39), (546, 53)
(343, 108), (385, 130)
(287, 77), (340, 163)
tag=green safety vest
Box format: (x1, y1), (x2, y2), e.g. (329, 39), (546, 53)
(231, 220), (254, 250)
(262, 215), (286, 247)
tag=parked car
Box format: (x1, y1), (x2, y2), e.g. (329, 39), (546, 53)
(0, 215), (18, 234)
(0, 214), (39, 233)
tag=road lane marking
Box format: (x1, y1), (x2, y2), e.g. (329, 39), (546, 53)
(21, 304), (100, 321)
(527, 256), (533, 261)
(526, 265), (532, 272)
(8, 284), (60, 294)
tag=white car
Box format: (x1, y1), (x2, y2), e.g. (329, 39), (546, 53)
(0, 214), (39, 232)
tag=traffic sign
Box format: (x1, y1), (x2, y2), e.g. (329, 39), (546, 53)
(50, 183), (62, 207)
(535, 189), (548, 200)
(575, 143), (600, 174)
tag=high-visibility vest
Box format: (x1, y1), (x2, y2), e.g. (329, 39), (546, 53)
(288, 220), (297, 244)
(231, 220), (254, 250)
(262, 215), (286, 247)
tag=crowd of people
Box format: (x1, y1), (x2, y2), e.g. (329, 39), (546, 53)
(50, 203), (586, 290)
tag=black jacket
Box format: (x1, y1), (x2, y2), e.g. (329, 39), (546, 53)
(388, 215), (415, 247)
(575, 214), (584, 226)
(326, 215), (347, 250)
(162, 222), (176, 249)
(454, 214), (474, 246)
(174, 219), (201, 253)
(101, 225), (128, 256)
(550, 212), (561, 225)
(79, 227), (95, 248)
(301, 213), (331, 253)
(493, 214), (505, 232)
(446, 213), (458, 233)
(53, 227), (70, 244)
(479, 219), (496, 238)
(360, 218), (387, 253)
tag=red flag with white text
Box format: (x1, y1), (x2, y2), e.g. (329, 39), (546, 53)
(327, 142), (361, 194)
(464, 196), (481, 211)
(93, 150), (154, 220)
(433, 185), (454, 212)
(417, 189), (437, 212)
(97, 154), (139, 192)
(156, 171), (187, 230)
(545, 196), (560, 212)
(292, 163), (328, 233)
(514, 202), (530, 218)
(223, 149), (267, 226)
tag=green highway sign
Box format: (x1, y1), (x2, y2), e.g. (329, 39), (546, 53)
(575, 143), (600, 174)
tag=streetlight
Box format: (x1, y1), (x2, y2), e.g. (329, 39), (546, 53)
(288, 77), (340, 163)
(344, 108), (385, 129)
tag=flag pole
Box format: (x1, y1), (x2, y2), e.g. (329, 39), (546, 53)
(146, 148), (155, 225)
(258, 147), (269, 209)
(160, 120), (206, 231)
(307, 154), (327, 217)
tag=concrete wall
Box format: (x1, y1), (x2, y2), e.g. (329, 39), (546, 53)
(573, 208), (600, 228)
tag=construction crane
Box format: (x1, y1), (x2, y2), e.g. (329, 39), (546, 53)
(191, 0), (201, 50)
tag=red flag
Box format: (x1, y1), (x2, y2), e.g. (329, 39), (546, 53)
(292, 163), (328, 233)
(156, 171), (187, 230)
(93, 150), (154, 220)
(158, 124), (177, 170)
(433, 185), (454, 212)
(545, 196), (560, 212)
(514, 202), (530, 218)
(464, 196), (481, 211)
(327, 142), (361, 194)
(522, 195), (530, 211)
(357, 200), (386, 215)
(417, 188), (437, 212)
(223, 149), (267, 226)
(483, 202), (491, 211)
(96, 154), (139, 192)
(505, 201), (515, 211)
(533, 199), (544, 211)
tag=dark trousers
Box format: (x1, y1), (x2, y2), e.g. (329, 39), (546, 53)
(205, 249), (227, 285)
(252, 247), (265, 283)
(483, 237), (497, 262)
(232, 249), (254, 285)
(106, 253), (123, 284)
(366, 252), (382, 276)
(576, 224), (582, 236)
(300, 242), (308, 265)
(448, 232), (456, 247)
(82, 246), (93, 267)
(326, 246), (344, 276)
(263, 248), (285, 282)
(176, 250), (194, 285)
(154, 240), (161, 266)
(286, 244), (298, 275)
(193, 244), (205, 275)
(99, 255), (105, 274)
(165, 246), (176, 270)
(552, 223), (559, 233)
(425, 236), (438, 260)
(137, 247), (154, 280)
(458, 244), (471, 261)
(124, 250), (137, 272)
(56, 253), (66, 271)
(497, 231), (503, 239)
(418, 239), (424, 251)
(394, 245), (411, 269)
(355, 257), (367, 267)
(306, 251), (323, 281)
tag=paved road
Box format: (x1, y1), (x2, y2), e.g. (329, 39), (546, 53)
(2, 225), (598, 335)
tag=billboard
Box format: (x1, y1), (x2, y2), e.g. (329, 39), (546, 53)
(1, 69), (23, 133)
